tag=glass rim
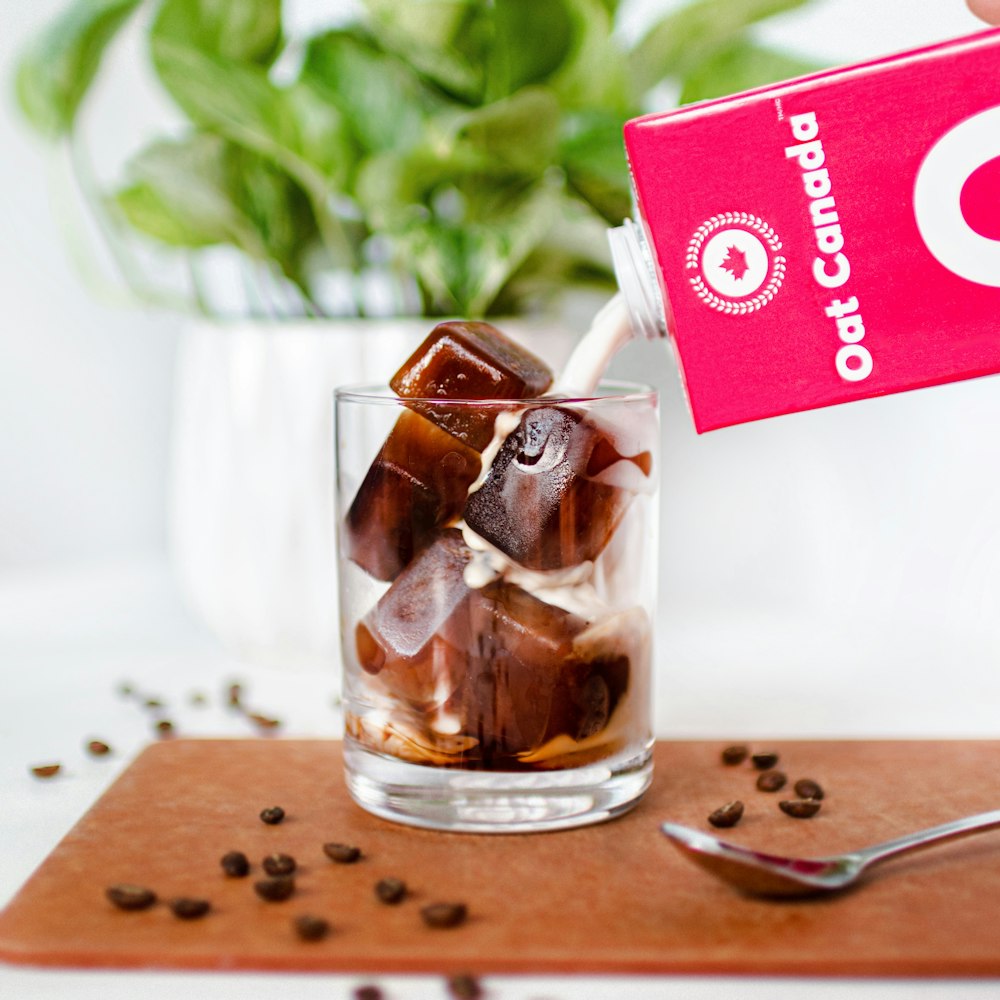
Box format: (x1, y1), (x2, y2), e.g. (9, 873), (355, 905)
(334, 379), (657, 406)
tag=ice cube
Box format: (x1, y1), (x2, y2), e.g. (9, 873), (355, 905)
(442, 580), (630, 757)
(354, 529), (473, 707)
(390, 321), (553, 450)
(344, 409), (481, 581)
(462, 405), (649, 570)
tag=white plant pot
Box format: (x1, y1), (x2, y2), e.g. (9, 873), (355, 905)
(167, 316), (576, 672)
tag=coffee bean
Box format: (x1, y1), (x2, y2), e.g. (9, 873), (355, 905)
(227, 683), (244, 708)
(106, 884), (157, 911)
(375, 877), (407, 904)
(779, 799), (822, 819)
(170, 897), (210, 919)
(248, 712), (282, 730)
(254, 876), (295, 901)
(794, 778), (824, 800)
(86, 740), (112, 756)
(751, 751), (779, 770)
(756, 770), (787, 793)
(421, 902), (468, 928)
(447, 972), (484, 999)
(263, 853), (296, 876)
(260, 806), (285, 825)
(154, 719), (175, 738)
(720, 745), (749, 766)
(221, 851), (250, 877)
(353, 987), (383, 1000)
(708, 800), (744, 828)
(294, 914), (330, 941)
(323, 842), (361, 863)
(30, 763), (61, 779)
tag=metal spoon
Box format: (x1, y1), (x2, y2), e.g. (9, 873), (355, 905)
(661, 809), (1000, 897)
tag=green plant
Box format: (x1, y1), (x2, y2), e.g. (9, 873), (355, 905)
(16, 0), (819, 318)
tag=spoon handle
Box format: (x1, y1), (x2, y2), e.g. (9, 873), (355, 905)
(854, 808), (1000, 870)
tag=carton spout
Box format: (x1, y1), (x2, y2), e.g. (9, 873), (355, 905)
(608, 219), (668, 343)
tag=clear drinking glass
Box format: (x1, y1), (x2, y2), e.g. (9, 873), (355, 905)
(334, 382), (659, 832)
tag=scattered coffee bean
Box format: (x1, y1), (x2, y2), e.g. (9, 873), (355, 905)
(751, 751), (779, 770)
(227, 683), (244, 708)
(794, 778), (824, 800)
(248, 713), (282, 730)
(86, 740), (112, 756)
(221, 851), (250, 877)
(254, 876), (295, 901)
(170, 897), (211, 919)
(707, 800), (744, 828)
(154, 719), (175, 738)
(323, 842), (361, 863)
(447, 972), (484, 1000)
(106, 884), (157, 911)
(353, 987), (383, 1000)
(756, 770), (787, 793)
(260, 806), (285, 825)
(375, 877), (407, 904)
(294, 914), (330, 941)
(263, 853), (296, 876)
(420, 902), (468, 929)
(720, 744), (749, 766)
(30, 763), (61, 779)
(779, 798), (822, 819)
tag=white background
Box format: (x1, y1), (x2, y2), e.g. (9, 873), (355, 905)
(0, 0), (985, 570)
(3, 3), (1000, 999)
(3, 0), (998, 732)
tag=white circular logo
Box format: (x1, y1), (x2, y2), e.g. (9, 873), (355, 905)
(913, 105), (1000, 288)
(686, 213), (786, 315)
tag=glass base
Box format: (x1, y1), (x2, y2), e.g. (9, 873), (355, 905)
(343, 740), (653, 833)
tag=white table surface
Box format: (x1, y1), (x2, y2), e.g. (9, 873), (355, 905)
(3, 556), (999, 1000)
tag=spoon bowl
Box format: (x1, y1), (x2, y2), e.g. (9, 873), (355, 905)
(661, 809), (1000, 898)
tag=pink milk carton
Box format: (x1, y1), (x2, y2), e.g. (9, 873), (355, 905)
(614, 27), (1000, 432)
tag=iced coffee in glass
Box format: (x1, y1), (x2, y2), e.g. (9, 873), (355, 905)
(334, 321), (658, 832)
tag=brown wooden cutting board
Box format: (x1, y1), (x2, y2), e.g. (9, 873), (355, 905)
(2, 738), (1000, 976)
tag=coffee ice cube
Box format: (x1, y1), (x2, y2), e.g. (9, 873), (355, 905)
(354, 529), (473, 707)
(463, 406), (649, 571)
(344, 410), (481, 581)
(390, 321), (553, 450)
(443, 580), (630, 757)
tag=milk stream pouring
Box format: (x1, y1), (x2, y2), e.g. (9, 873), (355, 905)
(581, 26), (1000, 434)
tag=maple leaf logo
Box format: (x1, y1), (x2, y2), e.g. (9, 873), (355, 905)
(719, 245), (750, 281)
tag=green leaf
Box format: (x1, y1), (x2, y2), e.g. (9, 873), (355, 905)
(486, 0), (574, 100)
(115, 134), (318, 289)
(362, 0), (491, 102)
(301, 29), (435, 154)
(390, 173), (565, 316)
(114, 134), (261, 249)
(630, 0), (813, 94)
(679, 38), (824, 105)
(558, 110), (631, 223)
(150, 0), (282, 66)
(150, 41), (353, 189)
(544, 0), (631, 112)
(456, 87), (561, 174)
(14, 0), (142, 137)
(282, 81), (356, 184)
(232, 150), (319, 285)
